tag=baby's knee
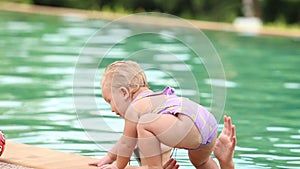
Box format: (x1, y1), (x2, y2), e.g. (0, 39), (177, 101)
(190, 156), (209, 168)
(136, 121), (146, 134)
(191, 157), (217, 169)
(191, 159), (207, 169)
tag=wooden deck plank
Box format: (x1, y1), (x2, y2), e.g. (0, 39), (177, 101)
(0, 141), (142, 169)
(0, 161), (34, 169)
(0, 141), (98, 169)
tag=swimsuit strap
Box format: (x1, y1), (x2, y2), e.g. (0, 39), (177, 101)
(131, 86), (175, 103)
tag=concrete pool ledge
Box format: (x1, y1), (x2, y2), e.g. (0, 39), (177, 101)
(0, 141), (98, 169)
(0, 2), (299, 38)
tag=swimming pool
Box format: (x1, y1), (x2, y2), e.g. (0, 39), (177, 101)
(0, 10), (300, 168)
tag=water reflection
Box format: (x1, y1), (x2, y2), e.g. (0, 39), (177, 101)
(204, 78), (237, 88)
(283, 82), (300, 89)
(6, 21), (42, 32)
(0, 75), (34, 84)
(266, 127), (291, 132)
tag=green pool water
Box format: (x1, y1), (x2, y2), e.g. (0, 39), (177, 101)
(0, 11), (300, 168)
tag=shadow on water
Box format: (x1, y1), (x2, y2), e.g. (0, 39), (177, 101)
(0, 11), (299, 168)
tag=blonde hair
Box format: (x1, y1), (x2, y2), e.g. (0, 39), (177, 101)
(102, 60), (149, 97)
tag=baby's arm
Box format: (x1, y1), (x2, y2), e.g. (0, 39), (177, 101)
(115, 119), (138, 169)
(89, 120), (137, 169)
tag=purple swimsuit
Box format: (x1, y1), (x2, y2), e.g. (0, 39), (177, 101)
(133, 87), (217, 146)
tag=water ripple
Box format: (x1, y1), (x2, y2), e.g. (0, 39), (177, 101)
(283, 82), (300, 89)
(266, 127), (291, 132)
(273, 144), (300, 148)
(0, 75), (33, 84)
(0, 100), (22, 108)
(204, 78), (238, 88)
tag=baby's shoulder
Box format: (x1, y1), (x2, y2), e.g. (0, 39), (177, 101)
(130, 97), (153, 114)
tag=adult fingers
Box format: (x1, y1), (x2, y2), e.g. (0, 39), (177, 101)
(227, 116), (232, 135)
(163, 158), (172, 168)
(231, 125), (236, 139)
(232, 136), (237, 147)
(222, 115), (227, 135)
(163, 158), (178, 169)
(232, 125), (237, 145)
(223, 115), (231, 135)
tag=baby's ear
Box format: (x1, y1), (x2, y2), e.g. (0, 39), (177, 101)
(119, 87), (130, 99)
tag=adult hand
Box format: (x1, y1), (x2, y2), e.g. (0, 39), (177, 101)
(163, 158), (179, 169)
(213, 115), (236, 169)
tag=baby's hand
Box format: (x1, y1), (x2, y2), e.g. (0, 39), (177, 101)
(98, 163), (118, 169)
(88, 155), (115, 167)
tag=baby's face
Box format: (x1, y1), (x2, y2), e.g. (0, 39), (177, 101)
(101, 81), (129, 117)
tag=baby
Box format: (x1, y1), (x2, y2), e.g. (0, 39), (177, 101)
(91, 60), (226, 169)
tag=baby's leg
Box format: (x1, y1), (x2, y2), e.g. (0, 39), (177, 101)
(137, 145), (172, 166)
(136, 113), (200, 168)
(188, 135), (219, 169)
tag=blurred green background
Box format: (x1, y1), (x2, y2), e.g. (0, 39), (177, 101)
(1, 0), (299, 26)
